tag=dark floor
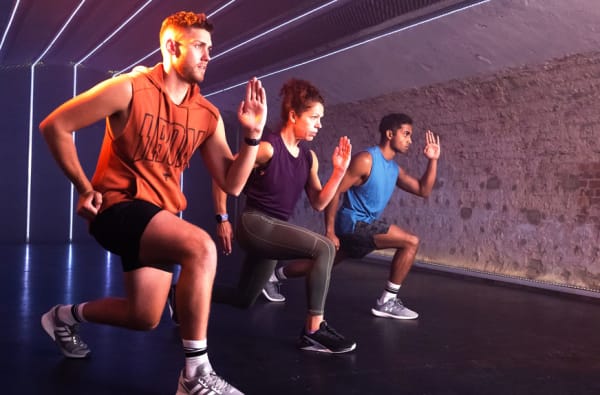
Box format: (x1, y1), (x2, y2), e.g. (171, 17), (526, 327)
(2, 243), (600, 395)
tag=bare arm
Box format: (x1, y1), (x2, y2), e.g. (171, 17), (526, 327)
(305, 136), (352, 211)
(201, 78), (267, 196)
(324, 151), (372, 248)
(397, 130), (440, 197)
(211, 140), (274, 254)
(39, 75), (133, 220)
(212, 178), (233, 255)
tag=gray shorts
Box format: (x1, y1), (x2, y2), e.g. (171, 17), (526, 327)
(338, 219), (390, 258)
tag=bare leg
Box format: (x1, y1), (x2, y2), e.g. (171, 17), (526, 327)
(83, 210), (216, 340)
(373, 224), (419, 284)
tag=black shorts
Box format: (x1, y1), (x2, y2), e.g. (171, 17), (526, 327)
(338, 219), (391, 259)
(89, 200), (173, 273)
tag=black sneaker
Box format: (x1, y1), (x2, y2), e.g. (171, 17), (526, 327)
(168, 284), (179, 325)
(298, 321), (356, 354)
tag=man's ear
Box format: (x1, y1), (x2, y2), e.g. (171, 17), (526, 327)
(165, 38), (178, 56)
(289, 110), (297, 124)
(386, 129), (394, 140)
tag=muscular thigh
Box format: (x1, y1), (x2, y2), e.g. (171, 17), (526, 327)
(373, 224), (417, 250)
(139, 210), (215, 268)
(124, 266), (173, 317)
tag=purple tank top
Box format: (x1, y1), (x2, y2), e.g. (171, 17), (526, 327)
(244, 132), (313, 221)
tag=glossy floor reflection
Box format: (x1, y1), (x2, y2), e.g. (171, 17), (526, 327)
(2, 243), (600, 395)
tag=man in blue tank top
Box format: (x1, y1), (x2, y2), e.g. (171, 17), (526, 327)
(326, 113), (440, 319)
(266, 113), (440, 320)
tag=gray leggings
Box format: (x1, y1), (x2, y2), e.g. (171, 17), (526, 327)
(212, 210), (335, 315)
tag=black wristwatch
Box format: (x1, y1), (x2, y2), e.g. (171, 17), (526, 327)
(215, 213), (229, 223)
(244, 137), (260, 146)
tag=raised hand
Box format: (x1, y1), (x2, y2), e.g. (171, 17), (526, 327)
(238, 77), (267, 137)
(423, 130), (440, 160)
(331, 136), (352, 172)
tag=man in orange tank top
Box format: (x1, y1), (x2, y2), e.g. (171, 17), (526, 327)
(39, 11), (266, 395)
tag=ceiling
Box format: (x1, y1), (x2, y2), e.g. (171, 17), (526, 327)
(1, 0), (599, 114)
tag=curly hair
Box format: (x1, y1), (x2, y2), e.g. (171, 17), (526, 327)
(279, 79), (324, 123)
(159, 11), (213, 40)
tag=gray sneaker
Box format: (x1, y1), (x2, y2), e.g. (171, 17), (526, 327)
(262, 280), (285, 302)
(371, 298), (419, 320)
(176, 369), (244, 395)
(41, 304), (91, 358)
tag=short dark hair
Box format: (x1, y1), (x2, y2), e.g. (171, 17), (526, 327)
(378, 113), (413, 137)
(279, 79), (324, 122)
(160, 11), (213, 40)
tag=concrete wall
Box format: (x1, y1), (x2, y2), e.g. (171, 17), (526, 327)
(291, 51), (600, 292)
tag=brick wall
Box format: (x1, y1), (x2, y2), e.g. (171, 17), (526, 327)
(291, 51), (600, 292)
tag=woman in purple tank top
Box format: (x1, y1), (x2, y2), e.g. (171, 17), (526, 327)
(211, 79), (357, 354)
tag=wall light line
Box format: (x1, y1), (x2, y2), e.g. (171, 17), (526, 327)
(206, 0), (492, 97)
(114, 0), (237, 76)
(33, 1), (86, 65)
(211, 0), (338, 60)
(27, 0), (87, 242)
(69, 66), (78, 241)
(0, 0), (20, 54)
(75, 0), (153, 66)
(69, 0), (153, 241)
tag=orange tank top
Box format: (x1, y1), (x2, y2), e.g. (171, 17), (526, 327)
(91, 64), (219, 214)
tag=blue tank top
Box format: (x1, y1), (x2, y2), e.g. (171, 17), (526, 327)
(336, 146), (398, 234)
(244, 132), (313, 221)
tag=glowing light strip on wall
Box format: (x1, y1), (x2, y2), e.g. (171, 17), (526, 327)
(68, 0), (154, 241)
(211, 0), (338, 60)
(114, 0), (237, 76)
(26, 0), (87, 242)
(76, 0), (153, 66)
(0, 0), (20, 53)
(206, 0), (492, 97)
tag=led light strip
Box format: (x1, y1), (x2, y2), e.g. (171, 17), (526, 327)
(68, 0), (153, 241)
(211, 0), (338, 60)
(76, 0), (153, 66)
(27, 0), (86, 242)
(206, 0), (492, 97)
(115, 0), (237, 76)
(0, 0), (20, 53)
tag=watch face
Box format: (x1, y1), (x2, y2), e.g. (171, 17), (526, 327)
(216, 214), (228, 223)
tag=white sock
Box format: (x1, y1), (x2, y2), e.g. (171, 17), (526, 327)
(57, 303), (87, 325)
(276, 266), (287, 281)
(182, 339), (211, 378)
(379, 281), (400, 304)
(268, 271), (278, 282)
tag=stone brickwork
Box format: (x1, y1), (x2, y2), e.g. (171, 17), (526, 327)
(290, 51), (600, 292)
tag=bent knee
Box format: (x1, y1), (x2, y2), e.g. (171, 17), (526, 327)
(128, 311), (161, 331)
(316, 237), (336, 258)
(184, 232), (217, 267)
(408, 234), (420, 250)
